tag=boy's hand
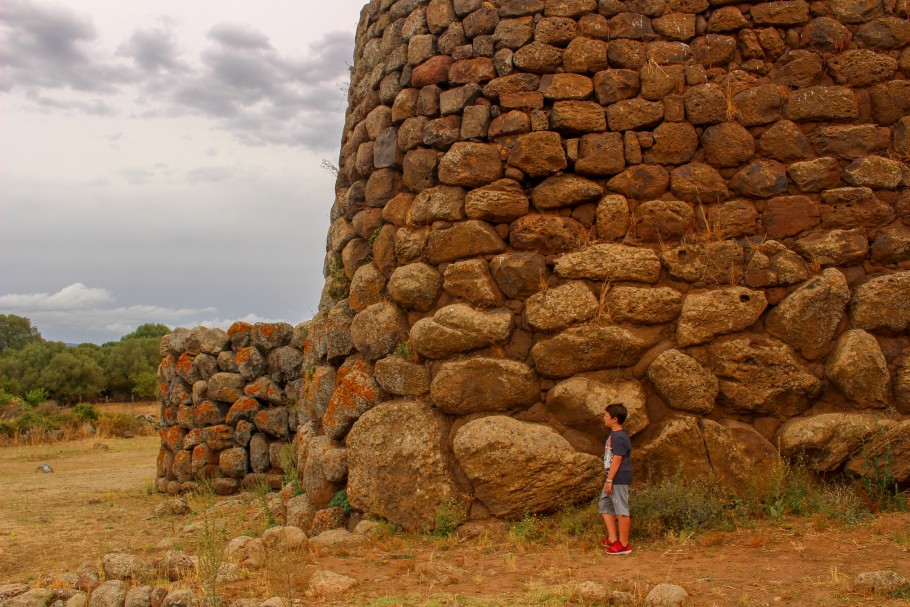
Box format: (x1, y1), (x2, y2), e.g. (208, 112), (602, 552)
(604, 482), (613, 495)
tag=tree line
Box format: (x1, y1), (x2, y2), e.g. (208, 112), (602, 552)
(0, 314), (167, 404)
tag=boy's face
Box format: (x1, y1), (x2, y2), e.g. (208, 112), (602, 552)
(604, 411), (617, 429)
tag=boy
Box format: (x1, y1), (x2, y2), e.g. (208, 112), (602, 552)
(600, 403), (633, 555)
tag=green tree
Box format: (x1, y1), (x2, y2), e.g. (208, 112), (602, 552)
(0, 341), (67, 394)
(38, 352), (104, 403)
(121, 323), (170, 341)
(0, 314), (42, 353)
(102, 337), (160, 398)
(131, 370), (159, 400)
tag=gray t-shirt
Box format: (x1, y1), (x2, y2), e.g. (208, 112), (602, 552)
(604, 429), (633, 486)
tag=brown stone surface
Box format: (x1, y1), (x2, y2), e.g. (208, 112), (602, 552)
(510, 214), (588, 255)
(766, 268), (851, 360)
(410, 304), (514, 359)
(677, 287), (768, 347)
(347, 401), (469, 531)
(453, 416), (603, 517)
(708, 335), (823, 416)
(430, 358), (540, 414)
(531, 324), (656, 377)
(648, 349), (718, 414)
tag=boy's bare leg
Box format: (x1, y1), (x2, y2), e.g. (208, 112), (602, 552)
(618, 515), (631, 546)
(602, 514), (618, 543)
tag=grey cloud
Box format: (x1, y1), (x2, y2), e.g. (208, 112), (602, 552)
(0, 0), (134, 93)
(2, 1), (355, 152)
(118, 24), (185, 74)
(208, 23), (273, 50)
(167, 27), (353, 149)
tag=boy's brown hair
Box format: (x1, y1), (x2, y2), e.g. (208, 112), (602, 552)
(606, 403), (628, 425)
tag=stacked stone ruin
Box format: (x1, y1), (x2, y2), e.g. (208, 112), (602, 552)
(157, 0), (910, 530)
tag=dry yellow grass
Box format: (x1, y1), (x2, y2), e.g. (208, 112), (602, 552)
(0, 436), (168, 581)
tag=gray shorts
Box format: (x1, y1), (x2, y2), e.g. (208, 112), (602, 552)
(598, 484), (630, 517)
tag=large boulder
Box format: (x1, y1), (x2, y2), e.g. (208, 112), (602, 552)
(88, 582), (127, 607)
(897, 353), (910, 414)
(707, 335), (822, 416)
(776, 414), (892, 472)
(524, 282), (599, 330)
(410, 304), (514, 358)
(350, 302), (410, 362)
(603, 286), (683, 325)
(716, 419), (780, 472)
(554, 244), (661, 282)
(386, 263), (442, 312)
(374, 355), (431, 396)
(531, 325), (657, 377)
(346, 401), (469, 530)
(101, 553), (153, 581)
(425, 220), (507, 264)
(634, 417), (712, 485)
(322, 355), (386, 440)
(302, 436), (348, 509)
(545, 377), (649, 438)
(453, 416), (602, 518)
(676, 288), (768, 346)
(845, 420), (910, 485)
(647, 350), (718, 414)
(443, 259), (504, 307)
(430, 357), (540, 414)
(849, 272), (910, 333)
(765, 268), (851, 360)
(825, 330), (890, 407)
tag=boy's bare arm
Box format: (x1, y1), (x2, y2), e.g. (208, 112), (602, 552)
(605, 455), (623, 494)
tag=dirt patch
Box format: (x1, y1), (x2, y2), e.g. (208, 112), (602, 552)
(0, 438), (908, 607)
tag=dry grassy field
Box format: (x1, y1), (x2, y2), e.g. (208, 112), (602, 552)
(1, 424), (908, 607)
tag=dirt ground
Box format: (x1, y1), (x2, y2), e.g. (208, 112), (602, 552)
(1, 432), (908, 607)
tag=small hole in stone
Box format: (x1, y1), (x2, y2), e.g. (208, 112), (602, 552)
(740, 295), (750, 303)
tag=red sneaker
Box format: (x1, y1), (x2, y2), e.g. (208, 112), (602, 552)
(600, 537), (620, 549)
(605, 543), (632, 555)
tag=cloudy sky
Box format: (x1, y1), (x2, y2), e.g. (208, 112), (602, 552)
(1, 0), (368, 343)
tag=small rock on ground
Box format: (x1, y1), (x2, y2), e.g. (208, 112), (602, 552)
(4, 589), (53, 607)
(159, 590), (196, 607)
(0, 585), (31, 601)
(853, 570), (910, 595)
(646, 583), (691, 607)
(307, 571), (356, 596)
(575, 581), (608, 604)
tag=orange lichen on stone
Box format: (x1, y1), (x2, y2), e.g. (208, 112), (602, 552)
(175, 352), (194, 377)
(228, 321), (252, 337)
(161, 426), (186, 452)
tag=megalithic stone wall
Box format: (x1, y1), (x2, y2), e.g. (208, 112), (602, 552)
(158, 0), (910, 530)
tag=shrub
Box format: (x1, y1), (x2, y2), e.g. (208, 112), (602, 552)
(432, 500), (466, 537)
(859, 446), (907, 513)
(72, 402), (99, 422)
(634, 475), (737, 538)
(95, 413), (149, 437)
(277, 442), (303, 496)
(329, 489), (354, 516)
(24, 388), (49, 406)
(509, 513), (547, 544)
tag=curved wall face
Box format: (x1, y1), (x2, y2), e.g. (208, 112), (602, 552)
(158, 0), (910, 529)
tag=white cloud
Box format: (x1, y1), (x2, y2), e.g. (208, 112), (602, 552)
(0, 283), (115, 310)
(0, 283), (299, 343)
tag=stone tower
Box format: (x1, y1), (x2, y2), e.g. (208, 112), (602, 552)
(157, 0), (910, 530)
